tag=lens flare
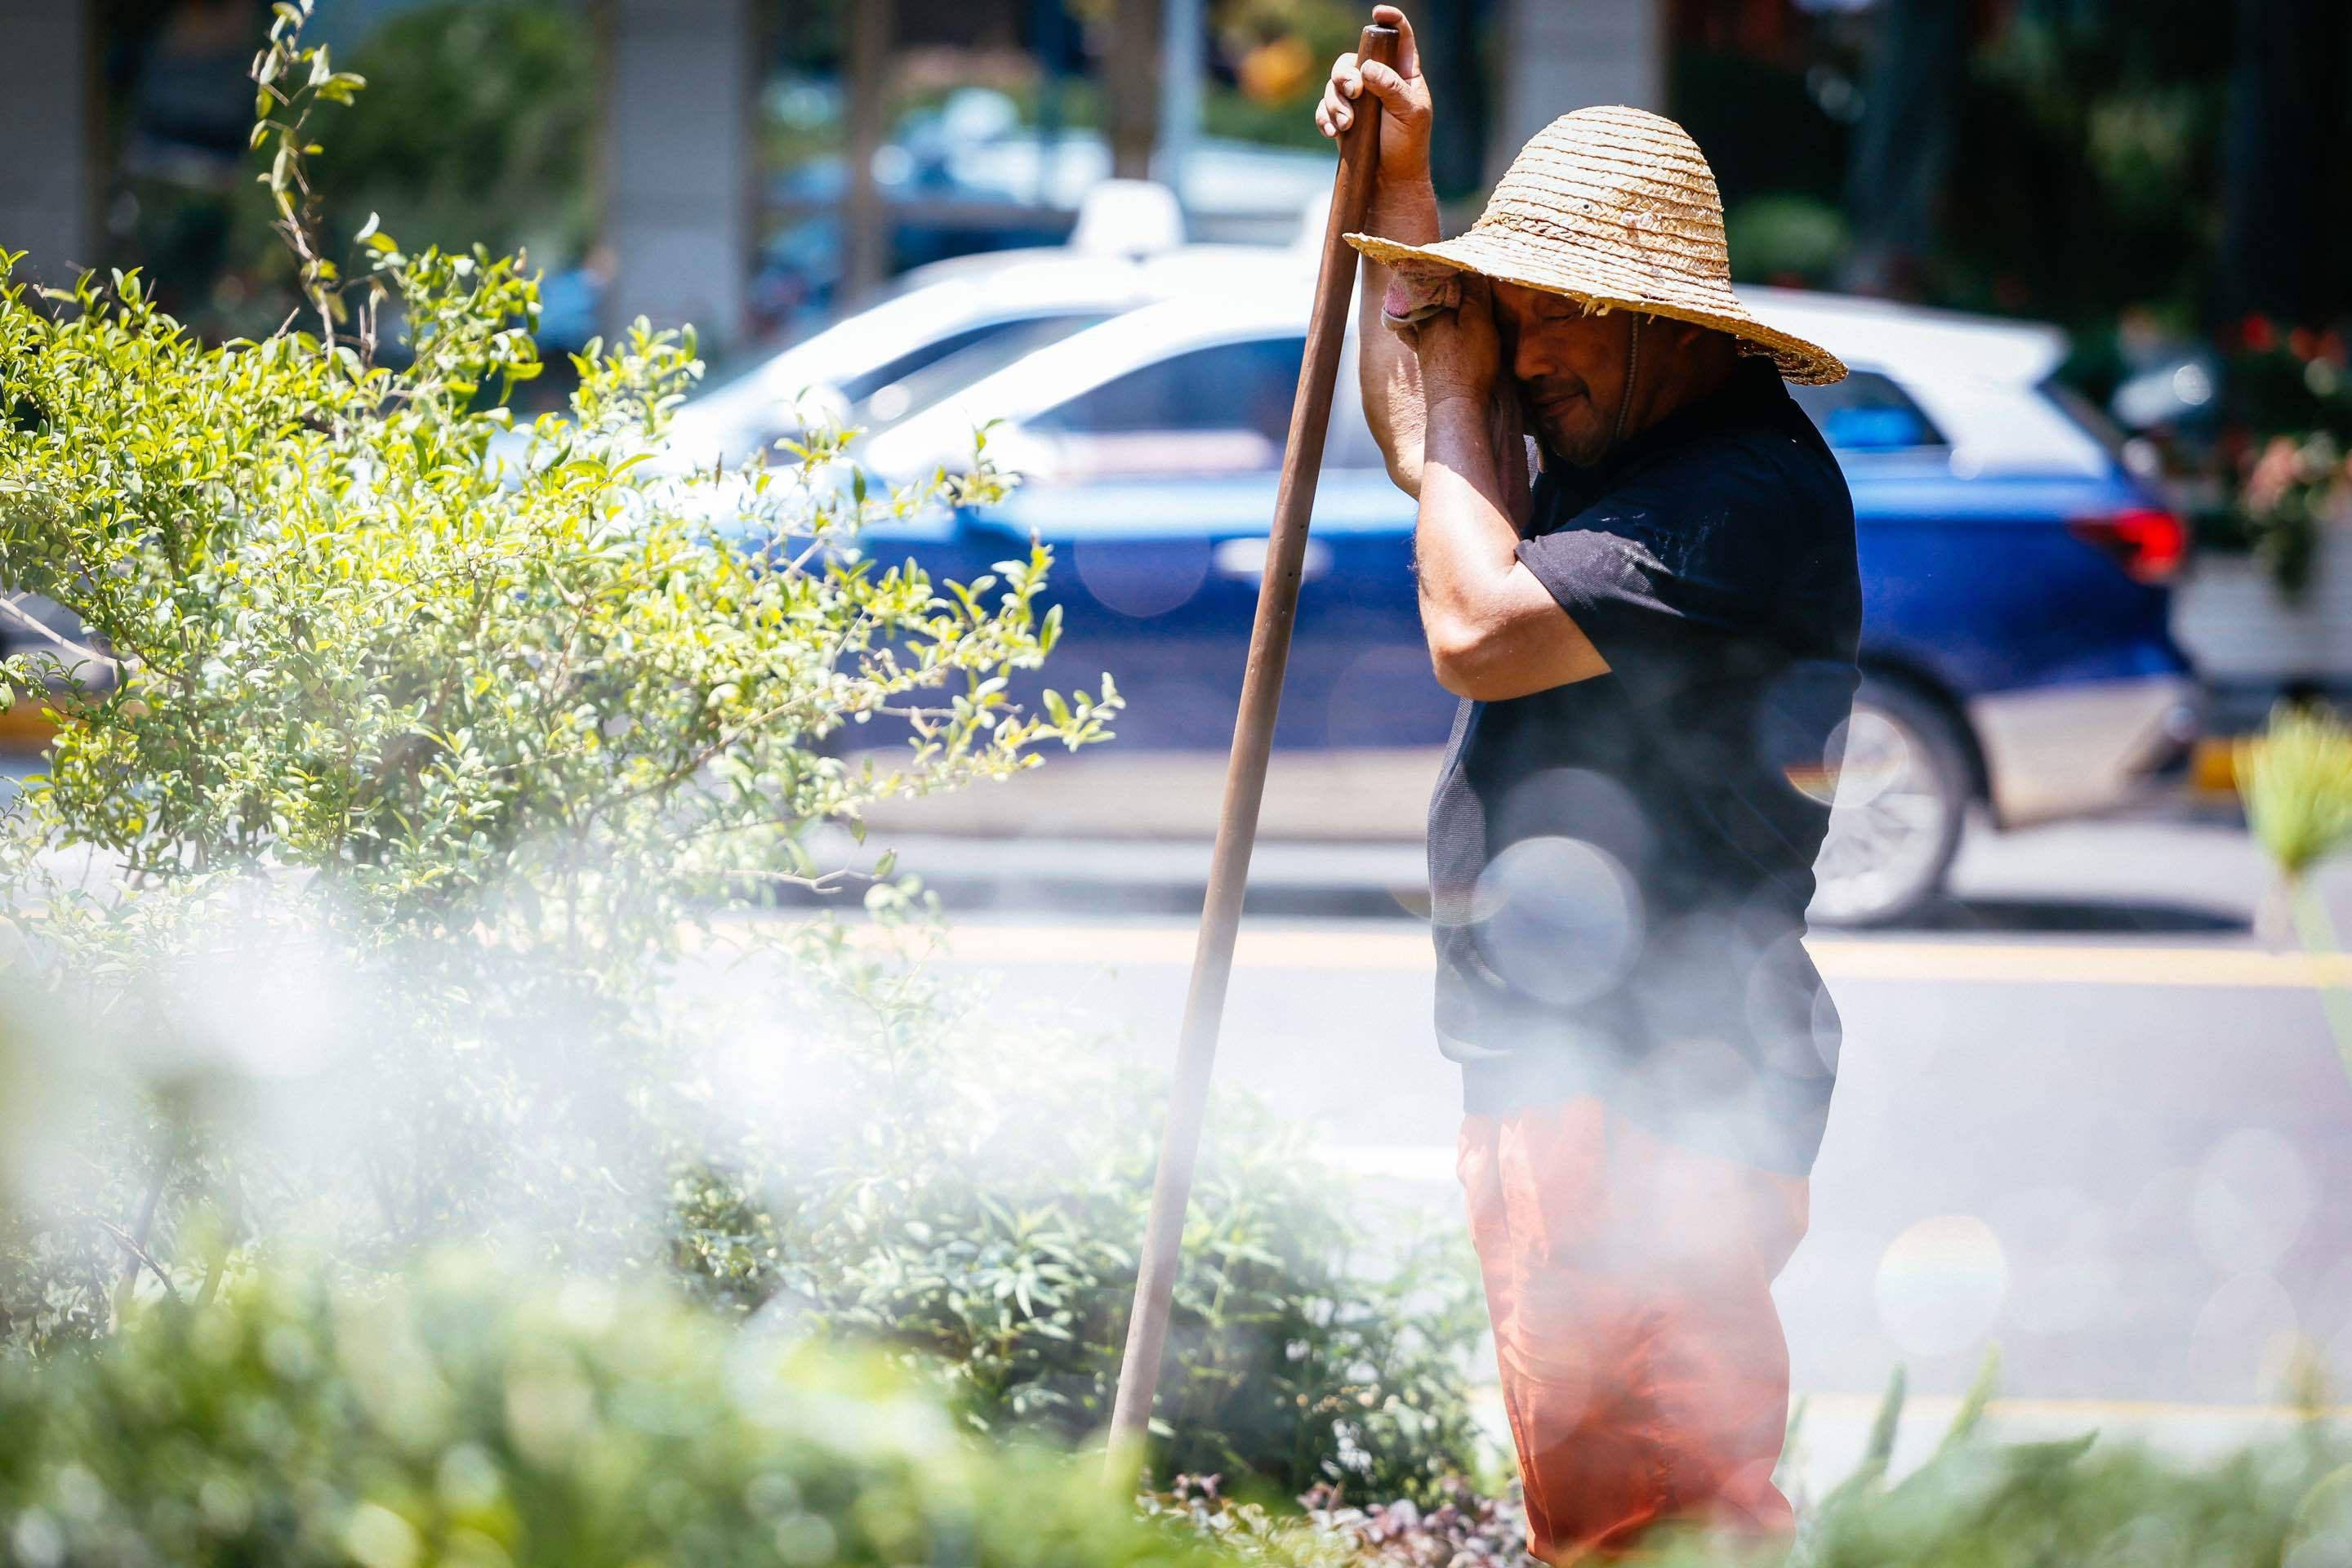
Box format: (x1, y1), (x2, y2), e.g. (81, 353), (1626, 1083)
(2190, 1128), (2311, 1277)
(1470, 836), (1644, 1007)
(1875, 1214), (2007, 1358)
(1073, 537), (1209, 619)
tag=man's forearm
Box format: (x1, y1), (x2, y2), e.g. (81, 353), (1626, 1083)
(1415, 393), (1520, 651)
(1416, 389), (1610, 698)
(1357, 183), (1442, 495)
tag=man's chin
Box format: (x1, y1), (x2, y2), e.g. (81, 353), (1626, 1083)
(1539, 424), (1609, 469)
(1517, 391), (1603, 468)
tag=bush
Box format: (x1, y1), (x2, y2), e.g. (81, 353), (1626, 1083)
(0, 1258), (1227, 1568)
(321, 2), (597, 271)
(2236, 702), (2352, 1078)
(1150, 1367), (2352, 1567)
(9, 1259), (2347, 1568)
(668, 946), (1490, 1501)
(2233, 430), (2350, 596)
(0, 2), (1112, 1349)
(2238, 702), (2352, 889)
(0, 3), (1487, 1511)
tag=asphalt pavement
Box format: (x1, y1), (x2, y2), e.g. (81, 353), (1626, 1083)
(859, 807), (2352, 1486)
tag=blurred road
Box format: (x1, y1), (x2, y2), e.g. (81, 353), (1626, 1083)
(881, 810), (2352, 1474)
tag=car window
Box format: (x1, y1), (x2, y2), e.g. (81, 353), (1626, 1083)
(1031, 336), (1307, 448)
(1788, 370), (1946, 451)
(833, 320), (1031, 406)
(831, 323), (1000, 408)
(2041, 377), (2132, 461)
(853, 313), (1111, 430)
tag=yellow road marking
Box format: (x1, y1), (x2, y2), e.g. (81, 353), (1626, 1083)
(1813, 940), (2352, 989)
(871, 922), (2352, 991)
(1475, 1384), (2352, 1443)
(1792, 1390), (2352, 1423)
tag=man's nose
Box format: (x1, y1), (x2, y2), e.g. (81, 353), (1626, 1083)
(1512, 329), (1555, 385)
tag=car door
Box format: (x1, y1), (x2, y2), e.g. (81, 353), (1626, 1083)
(962, 334), (1294, 752)
(1793, 368), (2151, 700)
(1791, 369), (1976, 683)
(1284, 352), (1448, 755)
(960, 331), (1438, 759)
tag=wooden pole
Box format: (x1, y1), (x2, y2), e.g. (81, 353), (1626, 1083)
(1102, 18), (1401, 1486)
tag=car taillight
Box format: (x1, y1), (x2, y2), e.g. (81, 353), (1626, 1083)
(2069, 507), (2185, 584)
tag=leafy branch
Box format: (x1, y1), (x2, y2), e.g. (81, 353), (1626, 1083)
(247, 0), (376, 353)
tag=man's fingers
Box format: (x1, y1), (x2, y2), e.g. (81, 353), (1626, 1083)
(1370, 5), (1423, 78)
(1321, 82), (1353, 135)
(1330, 51), (1361, 97)
(1357, 60), (1422, 119)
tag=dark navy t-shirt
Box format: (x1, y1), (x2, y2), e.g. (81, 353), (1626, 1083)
(1427, 358), (1861, 1175)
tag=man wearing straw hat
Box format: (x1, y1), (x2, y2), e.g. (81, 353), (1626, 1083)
(1317, 9), (1860, 1560)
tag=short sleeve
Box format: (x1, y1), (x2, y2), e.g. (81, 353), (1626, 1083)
(1514, 439), (1788, 668)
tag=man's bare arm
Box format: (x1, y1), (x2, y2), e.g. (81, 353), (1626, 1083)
(1354, 188), (1440, 495)
(1412, 279), (1609, 701)
(1316, 6), (1438, 495)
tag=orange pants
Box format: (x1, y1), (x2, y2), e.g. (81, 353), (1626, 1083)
(1458, 1098), (1810, 1563)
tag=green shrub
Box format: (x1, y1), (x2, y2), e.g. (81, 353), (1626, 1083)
(1725, 194), (1851, 286)
(2238, 702), (2352, 887)
(9, 1258), (2346, 1568)
(321, 2), (597, 271)
(0, 1), (1113, 1348)
(0, 4), (1487, 1512)
(667, 947), (1490, 1502)
(2236, 702), (2352, 1076)
(1152, 1367), (2352, 1567)
(0, 1257), (1227, 1568)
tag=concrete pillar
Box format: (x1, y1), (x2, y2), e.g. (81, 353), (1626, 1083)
(1104, 0), (1161, 180)
(0, 0), (99, 286)
(1490, 0), (1664, 181)
(602, 0), (755, 350)
(840, 0), (894, 306)
(1155, 0), (1202, 202)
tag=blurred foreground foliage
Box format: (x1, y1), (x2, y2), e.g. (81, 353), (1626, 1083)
(0, 1258), (1225, 1568)
(0, 1), (1483, 1506)
(666, 939), (1487, 1502)
(1156, 1362), (2352, 1568)
(3, 1261), (2347, 1568)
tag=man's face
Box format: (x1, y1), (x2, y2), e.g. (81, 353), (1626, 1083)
(1490, 280), (1636, 468)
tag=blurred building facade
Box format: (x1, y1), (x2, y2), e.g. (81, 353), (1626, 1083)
(6, 0), (1668, 353)
(28, 0), (2341, 350)
(0, 2), (100, 289)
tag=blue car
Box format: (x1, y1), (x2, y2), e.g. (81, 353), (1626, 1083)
(843, 285), (2198, 925)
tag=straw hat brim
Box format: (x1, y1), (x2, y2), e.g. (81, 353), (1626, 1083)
(1345, 228), (1847, 386)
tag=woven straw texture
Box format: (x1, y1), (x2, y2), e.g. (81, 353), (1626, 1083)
(1347, 106), (1846, 385)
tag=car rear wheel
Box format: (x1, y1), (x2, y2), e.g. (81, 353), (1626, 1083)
(1808, 675), (1971, 929)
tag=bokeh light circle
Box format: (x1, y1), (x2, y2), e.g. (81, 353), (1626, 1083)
(1875, 1214), (2008, 1358)
(1469, 836), (1645, 1008)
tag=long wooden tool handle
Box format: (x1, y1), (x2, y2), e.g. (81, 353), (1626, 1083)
(1103, 17), (1401, 1486)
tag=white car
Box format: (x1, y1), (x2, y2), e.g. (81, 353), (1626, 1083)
(846, 278), (2200, 926)
(662, 181), (1321, 472)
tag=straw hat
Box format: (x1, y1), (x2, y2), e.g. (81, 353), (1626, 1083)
(1347, 105), (1847, 385)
